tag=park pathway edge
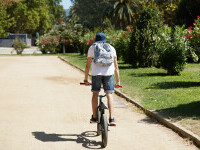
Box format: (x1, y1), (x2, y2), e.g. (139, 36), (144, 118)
(58, 56), (200, 148)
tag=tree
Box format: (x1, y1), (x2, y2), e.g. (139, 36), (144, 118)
(7, 0), (65, 35)
(37, 8), (53, 35)
(106, 0), (142, 29)
(7, 1), (40, 34)
(21, 0), (65, 34)
(0, 0), (18, 6)
(70, 0), (143, 30)
(45, 0), (65, 25)
(145, 0), (178, 26)
(72, 0), (107, 30)
(175, 0), (200, 27)
(67, 5), (79, 25)
(0, 3), (14, 37)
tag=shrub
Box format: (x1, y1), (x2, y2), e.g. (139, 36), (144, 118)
(80, 27), (132, 59)
(129, 4), (163, 67)
(184, 16), (200, 62)
(153, 25), (172, 68)
(63, 24), (84, 54)
(63, 32), (81, 53)
(12, 38), (26, 55)
(80, 29), (116, 56)
(81, 32), (95, 55)
(48, 23), (84, 54)
(112, 27), (133, 62)
(158, 26), (188, 75)
(37, 35), (60, 54)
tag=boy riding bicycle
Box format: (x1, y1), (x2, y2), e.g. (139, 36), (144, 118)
(84, 32), (120, 126)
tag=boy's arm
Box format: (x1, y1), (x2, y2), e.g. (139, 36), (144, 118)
(114, 56), (120, 86)
(84, 57), (92, 82)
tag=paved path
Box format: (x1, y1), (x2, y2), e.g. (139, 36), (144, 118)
(0, 56), (198, 150)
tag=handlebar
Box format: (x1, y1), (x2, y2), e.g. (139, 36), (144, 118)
(115, 85), (123, 88)
(80, 82), (92, 85)
(80, 82), (123, 88)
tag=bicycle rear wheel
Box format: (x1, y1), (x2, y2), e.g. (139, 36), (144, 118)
(101, 114), (108, 147)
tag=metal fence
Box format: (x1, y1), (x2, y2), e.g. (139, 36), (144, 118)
(0, 34), (32, 47)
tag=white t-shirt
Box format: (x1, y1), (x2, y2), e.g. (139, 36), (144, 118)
(87, 43), (117, 76)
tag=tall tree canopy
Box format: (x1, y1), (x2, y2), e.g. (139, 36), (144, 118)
(106, 0), (142, 29)
(149, 0), (178, 26)
(0, 3), (14, 37)
(3, 0), (65, 35)
(69, 0), (142, 30)
(175, 0), (200, 27)
(8, 1), (40, 34)
(72, 0), (107, 30)
(0, 0), (18, 6)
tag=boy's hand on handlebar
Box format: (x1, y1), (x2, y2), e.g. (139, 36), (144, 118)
(84, 80), (91, 86)
(115, 82), (123, 88)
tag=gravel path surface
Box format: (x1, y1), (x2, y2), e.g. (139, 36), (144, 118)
(0, 56), (198, 150)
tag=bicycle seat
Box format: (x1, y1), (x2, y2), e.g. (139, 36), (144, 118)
(99, 95), (106, 98)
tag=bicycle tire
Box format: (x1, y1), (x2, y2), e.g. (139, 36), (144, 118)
(101, 114), (108, 147)
(97, 108), (101, 136)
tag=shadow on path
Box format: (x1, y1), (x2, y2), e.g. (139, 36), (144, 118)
(32, 131), (103, 149)
(138, 116), (159, 125)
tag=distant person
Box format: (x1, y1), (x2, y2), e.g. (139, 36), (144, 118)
(34, 32), (40, 46)
(36, 32), (39, 38)
(84, 32), (120, 126)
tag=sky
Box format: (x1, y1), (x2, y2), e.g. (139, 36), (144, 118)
(60, 0), (73, 9)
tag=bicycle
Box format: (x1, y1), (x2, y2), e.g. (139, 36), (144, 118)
(80, 82), (122, 147)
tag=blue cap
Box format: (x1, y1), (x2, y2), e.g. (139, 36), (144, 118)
(95, 32), (106, 42)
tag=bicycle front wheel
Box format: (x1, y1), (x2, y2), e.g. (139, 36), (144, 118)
(101, 114), (108, 147)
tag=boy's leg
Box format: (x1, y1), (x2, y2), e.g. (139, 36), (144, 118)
(92, 92), (99, 118)
(106, 93), (114, 119)
(91, 75), (101, 119)
(102, 75), (115, 119)
(106, 92), (116, 126)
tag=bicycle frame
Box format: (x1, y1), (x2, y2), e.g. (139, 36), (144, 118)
(80, 82), (122, 148)
(98, 95), (108, 114)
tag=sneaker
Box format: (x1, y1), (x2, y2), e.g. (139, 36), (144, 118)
(109, 118), (116, 126)
(90, 115), (97, 123)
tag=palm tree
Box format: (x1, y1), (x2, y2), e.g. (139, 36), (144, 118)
(106, 0), (142, 29)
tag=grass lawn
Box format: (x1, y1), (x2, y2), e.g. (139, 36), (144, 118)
(59, 53), (200, 136)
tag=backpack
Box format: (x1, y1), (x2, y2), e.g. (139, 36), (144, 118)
(93, 42), (113, 67)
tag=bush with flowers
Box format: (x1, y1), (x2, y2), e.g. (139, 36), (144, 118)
(12, 38), (26, 55)
(80, 27), (133, 62)
(112, 27), (133, 62)
(156, 25), (188, 75)
(36, 35), (60, 54)
(184, 16), (200, 62)
(80, 31), (95, 55)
